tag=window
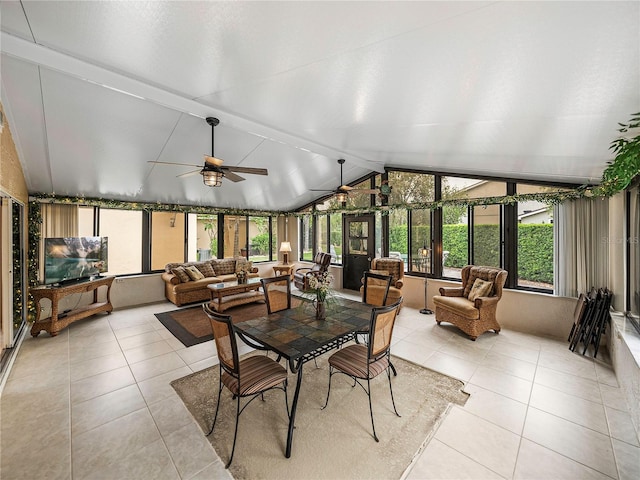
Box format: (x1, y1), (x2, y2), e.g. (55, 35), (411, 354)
(99, 209), (142, 275)
(627, 183), (640, 333)
(517, 184), (555, 289)
(190, 213), (216, 261)
(472, 204), (502, 267)
(299, 214), (313, 261)
(223, 215), (247, 258)
(151, 212), (184, 270)
(388, 210), (408, 270)
(78, 206), (95, 236)
(410, 209), (431, 274)
(442, 176), (471, 278)
(248, 216), (270, 262)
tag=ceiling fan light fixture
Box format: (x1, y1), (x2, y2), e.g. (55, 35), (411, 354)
(336, 191), (348, 203)
(202, 169), (223, 187)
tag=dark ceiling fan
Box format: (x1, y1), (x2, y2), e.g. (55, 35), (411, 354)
(310, 159), (387, 201)
(148, 117), (268, 186)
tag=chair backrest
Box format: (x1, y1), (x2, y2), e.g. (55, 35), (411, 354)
(203, 304), (239, 377)
(310, 252), (332, 273)
(368, 299), (402, 360)
(371, 257), (404, 285)
(362, 271), (392, 306)
(261, 276), (291, 314)
(461, 265), (508, 299)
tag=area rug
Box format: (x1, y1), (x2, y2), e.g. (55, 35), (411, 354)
(155, 299), (302, 347)
(171, 353), (469, 480)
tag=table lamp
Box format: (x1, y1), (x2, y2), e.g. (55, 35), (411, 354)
(279, 241), (292, 265)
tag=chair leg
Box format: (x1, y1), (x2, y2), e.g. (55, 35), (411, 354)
(226, 394), (241, 468)
(387, 366), (401, 418)
(367, 377), (379, 442)
(207, 377), (224, 436)
(389, 360), (397, 377)
(322, 368), (334, 409)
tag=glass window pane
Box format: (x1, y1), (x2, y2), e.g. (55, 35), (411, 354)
(629, 185), (640, 320)
(151, 212), (185, 270)
(248, 216), (269, 262)
(329, 213), (342, 264)
(191, 214), (216, 261)
(517, 185), (554, 289)
(473, 204), (501, 267)
(410, 209), (431, 273)
(442, 204), (468, 279)
(99, 209), (142, 275)
(345, 178), (374, 209)
(442, 177), (505, 200)
(223, 216), (247, 258)
(388, 171), (435, 205)
(317, 215), (328, 258)
(388, 210), (408, 271)
(300, 215), (313, 261)
(271, 216), (278, 262)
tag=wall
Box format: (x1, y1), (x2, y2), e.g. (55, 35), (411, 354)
(0, 104), (28, 203)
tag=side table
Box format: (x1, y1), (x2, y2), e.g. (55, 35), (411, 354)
(273, 263), (295, 279)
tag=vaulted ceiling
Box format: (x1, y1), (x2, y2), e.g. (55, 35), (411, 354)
(1, 1), (638, 212)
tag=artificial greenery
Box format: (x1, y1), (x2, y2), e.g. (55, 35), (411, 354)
(27, 202), (42, 321)
(596, 112), (640, 196)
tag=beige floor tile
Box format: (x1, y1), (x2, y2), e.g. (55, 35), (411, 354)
(611, 438), (640, 480)
(468, 366), (533, 404)
(538, 350), (598, 381)
(439, 340), (491, 363)
(69, 338), (122, 363)
(600, 383), (632, 413)
(149, 394), (197, 437)
(69, 350), (128, 382)
(113, 322), (158, 339)
(595, 361), (619, 387)
(71, 384), (147, 436)
(175, 341), (217, 365)
(129, 351), (188, 382)
(490, 340), (540, 364)
(137, 366), (193, 405)
(117, 329), (166, 350)
(72, 408), (161, 479)
(605, 406), (640, 446)
(434, 406), (521, 479)
(514, 438), (613, 480)
(406, 439), (505, 479)
(422, 351), (479, 382)
(70, 365), (136, 404)
(534, 365), (603, 404)
(186, 460), (233, 480)
(163, 421), (217, 479)
(523, 407), (617, 478)
(480, 350), (537, 381)
(462, 383), (528, 434)
(529, 383), (609, 435)
(123, 339), (175, 364)
(391, 338), (438, 365)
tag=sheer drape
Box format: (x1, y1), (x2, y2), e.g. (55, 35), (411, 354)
(39, 204), (79, 281)
(554, 198), (609, 297)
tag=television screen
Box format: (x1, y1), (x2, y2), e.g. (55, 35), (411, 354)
(44, 236), (108, 285)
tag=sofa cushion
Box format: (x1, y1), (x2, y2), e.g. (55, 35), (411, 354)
(185, 265), (205, 281)
(432, 296), (480, 320)
(468, 278), (493, 301)
(196, 262), (215, 278)
(173, 277), (220, 293)
(171, 266), (191, 283)
(212, 258), (236, 276)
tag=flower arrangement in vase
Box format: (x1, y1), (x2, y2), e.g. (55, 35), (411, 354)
(307, 271), (334, 320)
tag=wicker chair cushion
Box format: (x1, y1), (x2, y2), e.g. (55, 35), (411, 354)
(373, 259), (402, 284)
(463, 266), (500, 298)
(468, 278), (493, 301)
(432, 295), (480, 319)
(221, 355), (287, 396)
(171, 266), (191, 283)
(196, 262), (215, 277)
(328, 344), (389, 379)
(368, 270), (390, 286)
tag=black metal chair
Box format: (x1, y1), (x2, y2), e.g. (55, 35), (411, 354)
(203, 304), (289, 468)
(261, 276), (291, 314)
(322, 299), (403, 442)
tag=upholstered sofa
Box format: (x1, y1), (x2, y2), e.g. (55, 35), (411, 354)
(161, 257), (258, 306)
(432, 265), (508, 341)
(359, 257), (404, 310)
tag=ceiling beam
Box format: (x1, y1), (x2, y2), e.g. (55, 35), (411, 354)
(1, 32), (385, 173)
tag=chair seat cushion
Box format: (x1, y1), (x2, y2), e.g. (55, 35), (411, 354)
(328, 344), (389, 379)
(222, 355), (287, 396)
(432, 295), (480, 320)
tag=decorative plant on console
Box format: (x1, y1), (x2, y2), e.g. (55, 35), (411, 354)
(306, 271), (334, 320)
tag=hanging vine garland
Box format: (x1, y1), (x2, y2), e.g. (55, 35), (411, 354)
(27, 201), (42, 322)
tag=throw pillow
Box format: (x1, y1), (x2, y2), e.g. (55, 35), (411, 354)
(196, 262), (215, 278)
(368, 269), (391, 286)
(171, 266), (191, 283)
(468, 278), (493, 301)
(185, 265), (205, 281)
(236, 259), (253, 273)
(212, 259), (236, 276)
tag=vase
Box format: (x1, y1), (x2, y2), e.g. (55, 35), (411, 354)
(315, 299), (326, 320)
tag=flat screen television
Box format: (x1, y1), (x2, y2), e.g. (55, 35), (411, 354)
(44, 236), (108, 285)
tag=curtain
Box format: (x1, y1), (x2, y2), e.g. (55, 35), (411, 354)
(39, 203), (78, 281)
(555, 198), (609, 297)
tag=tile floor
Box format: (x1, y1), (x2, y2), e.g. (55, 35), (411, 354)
(1, 293), (638, 480)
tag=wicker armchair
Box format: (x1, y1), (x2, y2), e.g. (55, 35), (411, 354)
(293, 252), (332, 291)
(359, 257), (404, 309)
(432, 265), (508, 341)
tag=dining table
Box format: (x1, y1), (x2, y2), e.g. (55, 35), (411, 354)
(233, 295), (373, 458)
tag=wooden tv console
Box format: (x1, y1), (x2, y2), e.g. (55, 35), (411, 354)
(30, 276), (114, 337)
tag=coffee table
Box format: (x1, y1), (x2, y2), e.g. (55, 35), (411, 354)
(207, 277), (264, 313)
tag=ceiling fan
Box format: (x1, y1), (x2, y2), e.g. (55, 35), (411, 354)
(148, 117), (268, 186)
(310, 159), (389, 201)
